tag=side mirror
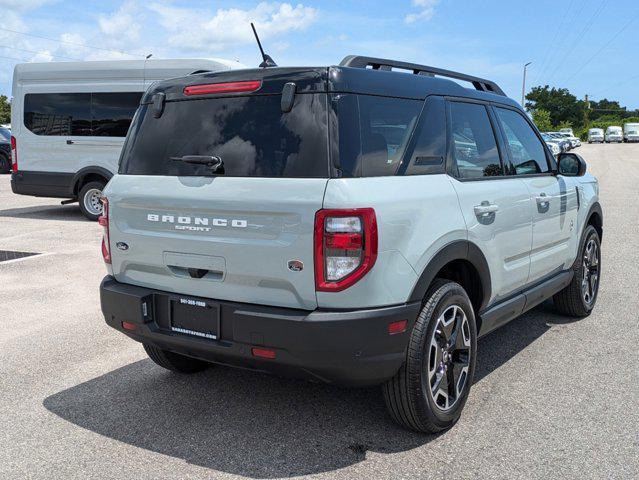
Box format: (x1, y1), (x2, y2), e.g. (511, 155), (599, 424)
(557, 152), (587, 177)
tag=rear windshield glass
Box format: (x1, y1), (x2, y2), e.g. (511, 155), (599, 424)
(119, 94), (329, 178)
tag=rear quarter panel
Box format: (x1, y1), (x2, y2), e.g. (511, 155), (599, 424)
(320, 175), (466, 309)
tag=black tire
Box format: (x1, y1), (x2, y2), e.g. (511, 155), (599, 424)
(553, 225), (601, 317)
(0, 152), (10, 174)
(78, 180), (106, 221)
(383, 279), (477, 433)
(143, 343), (210, 374)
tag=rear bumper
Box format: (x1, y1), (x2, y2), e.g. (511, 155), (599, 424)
(11, 171), (74, 198)
(100, 276), (421, 386)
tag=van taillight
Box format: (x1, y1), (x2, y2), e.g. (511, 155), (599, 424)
(10, 136), (17, 172)
(314, 208), (377, 292)
(98, 197), (111, 264)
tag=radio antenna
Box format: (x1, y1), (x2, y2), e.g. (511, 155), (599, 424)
(251, 23), (277, 68)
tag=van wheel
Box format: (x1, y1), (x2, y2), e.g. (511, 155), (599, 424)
(383, 279), (477, 433)
(0, 153), (10, 173)
(553, 225), (601, 317)
(143, 344), (210, 374)
(78, 181), (105, 221)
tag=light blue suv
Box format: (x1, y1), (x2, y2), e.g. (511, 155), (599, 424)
(99, 56), (603, 433)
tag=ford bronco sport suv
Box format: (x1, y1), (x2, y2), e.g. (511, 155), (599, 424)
(99, 56), (603, 433)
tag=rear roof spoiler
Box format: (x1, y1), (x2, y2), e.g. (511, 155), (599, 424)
(340, 55), (506, 96)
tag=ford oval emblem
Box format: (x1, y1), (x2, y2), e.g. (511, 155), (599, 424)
(116, 242), (129, 251)
(288, 260), (303, 272)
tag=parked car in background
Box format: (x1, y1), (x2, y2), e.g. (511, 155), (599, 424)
(541, 133), (565, 154)
(557, 132), (581, 148)
(559, 128), (574, 137)
(0, 126), (11, 173)
(545, 140), (561, 156)
(605, 126), (623, 143)
(588, 128), (604, 143)
(545, 132), (571, 151)
(10, 58), (243, 220)
(623, 123), (639, 142)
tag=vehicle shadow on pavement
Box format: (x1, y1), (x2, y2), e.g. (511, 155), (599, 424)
(0, 204), (86, 221)
(43, 301), (574, 478)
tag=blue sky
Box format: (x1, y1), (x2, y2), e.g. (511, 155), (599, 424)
(1, 0), (638, 108)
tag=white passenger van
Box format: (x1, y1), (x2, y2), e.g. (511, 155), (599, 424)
(623, 122), (639, 143)
(11, 59), (241, 219)
(587, 128), (604, 143)
(605, 126), (623, 143)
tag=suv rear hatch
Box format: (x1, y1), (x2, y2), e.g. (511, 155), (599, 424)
(104, 68), (330, 310)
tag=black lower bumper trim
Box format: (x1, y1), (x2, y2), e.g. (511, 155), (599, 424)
(100, 276), (421, 386)
(11, 171), (74, 198)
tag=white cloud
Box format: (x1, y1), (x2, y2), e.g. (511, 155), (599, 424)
(98, 1), (141, 43)
(149, 2), (318, 52)
(0, 0), (54, 12)
(405, 0), (439, 24)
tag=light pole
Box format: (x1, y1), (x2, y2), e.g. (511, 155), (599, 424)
(521, 62), (532, 108)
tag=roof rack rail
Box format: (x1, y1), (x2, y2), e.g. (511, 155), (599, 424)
(339, 55), (506, 96)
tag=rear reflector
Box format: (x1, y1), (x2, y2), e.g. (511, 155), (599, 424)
(184, 80), (262, 96)
(251, 347), (276, 359)
(388, 320), (408, 335)
(122, 321), (137, 331)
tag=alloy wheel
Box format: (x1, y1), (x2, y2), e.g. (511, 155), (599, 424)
(582, 238), (599, 305)
(427, 304), (471, 411)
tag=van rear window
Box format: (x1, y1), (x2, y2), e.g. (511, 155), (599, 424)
(119, 94), (329, 178)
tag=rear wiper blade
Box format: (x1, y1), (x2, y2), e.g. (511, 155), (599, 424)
(170, 155), (224, 173)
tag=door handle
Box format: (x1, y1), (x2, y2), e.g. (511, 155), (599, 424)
(474, 202), (499, 216)
(536, 193), (550, 206)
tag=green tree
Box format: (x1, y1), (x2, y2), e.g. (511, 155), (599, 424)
(531, 108), (553, 131)
(525, 86), (586, 129)
(0, 95), (10, 124)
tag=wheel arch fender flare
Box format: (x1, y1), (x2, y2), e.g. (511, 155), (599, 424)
(584, 201), (603, 240)
(71, 166), (113, 196)
(408, 240), (492, 311)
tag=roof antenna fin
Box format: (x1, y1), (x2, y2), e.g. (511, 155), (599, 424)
(251, 23), (277, 68)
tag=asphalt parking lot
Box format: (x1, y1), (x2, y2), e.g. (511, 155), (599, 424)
(0, 143), (637, 480)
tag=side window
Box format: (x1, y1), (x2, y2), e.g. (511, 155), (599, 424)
(403, 96), (446, 175)
(494, 107), (549, 175)
(24, 93), (91, 136)
(91, 92), (143, 137)
(333, 94), (424, 177)
(357, 96), (422, 177)
(23, 92), (142, 137)
(449, 102), (502, 179)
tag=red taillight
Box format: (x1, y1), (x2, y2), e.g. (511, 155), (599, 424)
(10, 136), (17, 172)
(183, 80), (261, 96)
(252, 347), (276, 359)
(99, 197), (111, 264)
(314, 208), (378, 292)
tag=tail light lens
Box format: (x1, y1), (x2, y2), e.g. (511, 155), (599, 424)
(10, 136), (17, 172)
(314, 208), (377, 292)
(98, 197), (111, 264)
